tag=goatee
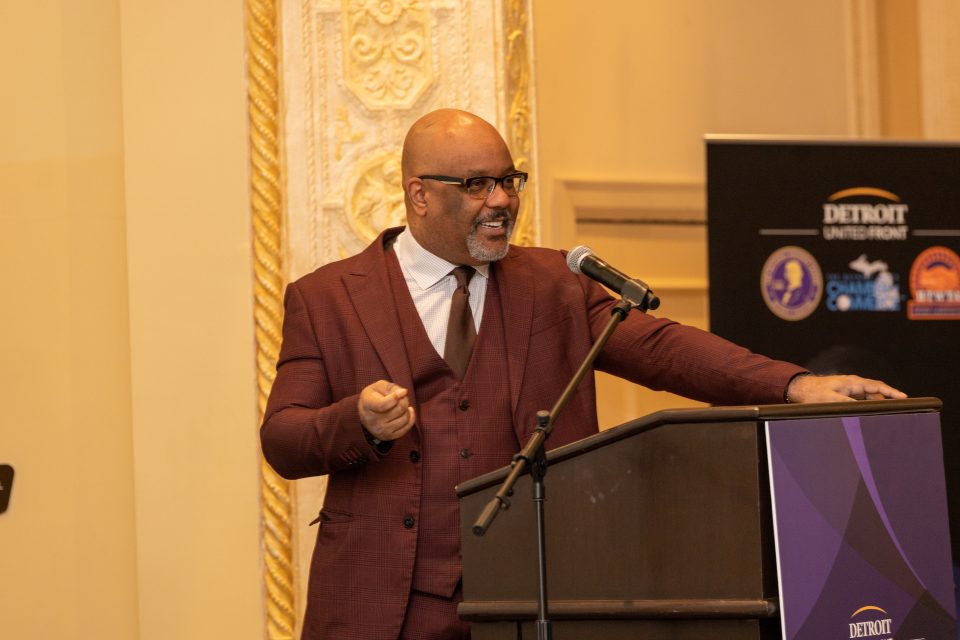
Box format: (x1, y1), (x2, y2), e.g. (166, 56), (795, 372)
(467, 212), (514, 262)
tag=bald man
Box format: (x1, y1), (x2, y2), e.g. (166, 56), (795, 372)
(261, 109), (904, 640)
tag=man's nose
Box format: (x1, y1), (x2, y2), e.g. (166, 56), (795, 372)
(485, 181), (512, 208)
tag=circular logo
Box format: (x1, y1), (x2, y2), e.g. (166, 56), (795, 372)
(909, 246), (960, 295)
(760, 246), (823, 321)
(907, 245), (960, 319)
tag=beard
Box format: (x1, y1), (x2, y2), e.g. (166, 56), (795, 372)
(466, 210), (515, 262)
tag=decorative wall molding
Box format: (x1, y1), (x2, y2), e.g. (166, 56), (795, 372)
(502, 0), (539, 247)
(343, 1), (433, 110)
(558, 178), (706, 225)
(245, 0), (297, 638)
(282, 0), (540, 282)
(556, 178), (708, 294)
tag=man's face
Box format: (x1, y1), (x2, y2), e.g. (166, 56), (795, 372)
(414, 130), (521, 266)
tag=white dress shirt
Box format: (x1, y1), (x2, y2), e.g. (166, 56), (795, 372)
(393, 229), (489, 357)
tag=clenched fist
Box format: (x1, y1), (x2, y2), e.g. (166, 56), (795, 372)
(358, 380), (416, 442)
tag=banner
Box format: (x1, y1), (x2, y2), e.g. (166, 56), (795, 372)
(707, 138), (960, 577)
(767, 412), (956, 639)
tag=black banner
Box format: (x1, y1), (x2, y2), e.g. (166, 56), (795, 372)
(706, 138), (960, 567)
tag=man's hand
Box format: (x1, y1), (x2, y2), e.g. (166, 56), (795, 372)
(786, 373), (907, 404)
(358, 380), (416, 442)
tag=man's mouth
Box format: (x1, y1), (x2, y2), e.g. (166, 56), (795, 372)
(475, 212), (511, 232)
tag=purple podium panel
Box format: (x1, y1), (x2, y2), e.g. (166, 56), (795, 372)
(766, 412), (957, 639)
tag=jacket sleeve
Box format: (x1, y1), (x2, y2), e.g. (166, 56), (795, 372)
(260, 280), (384, 479)
(581, 277), (805, 405)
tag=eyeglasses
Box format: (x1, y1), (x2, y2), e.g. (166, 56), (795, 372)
(418, 172), (529, 199)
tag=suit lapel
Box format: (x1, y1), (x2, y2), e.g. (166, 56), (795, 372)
(342, 232), (416, 401)
(497, 250), (535, 415)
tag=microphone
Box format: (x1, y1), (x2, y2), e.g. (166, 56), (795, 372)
(566, 245), (660, 310)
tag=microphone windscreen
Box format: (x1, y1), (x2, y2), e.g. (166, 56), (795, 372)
(566, 245), (594, 274)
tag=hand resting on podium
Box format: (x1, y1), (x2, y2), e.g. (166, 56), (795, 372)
(785, 373), (907, 404)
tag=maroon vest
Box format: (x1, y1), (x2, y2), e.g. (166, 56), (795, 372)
(385, 251), (520, 597)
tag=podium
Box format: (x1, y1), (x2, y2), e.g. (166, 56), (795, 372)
(456, 398), (955, 640)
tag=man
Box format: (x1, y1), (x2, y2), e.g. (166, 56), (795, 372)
(260, 109), (905, 639)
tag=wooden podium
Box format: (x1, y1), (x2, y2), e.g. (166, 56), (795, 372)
(455, 398), (944, 640)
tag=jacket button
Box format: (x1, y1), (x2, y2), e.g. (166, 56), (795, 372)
(458, 399), (470, 411)
(403, 516), (415, 529)
(409, 450), (420, 463)
(459, 448), (471, 459)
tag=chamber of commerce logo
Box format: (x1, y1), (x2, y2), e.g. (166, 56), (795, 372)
(822, 187), (909, 241)
(848, 605), (894, 638)
(907, 245), (960, 319)
(761, 246), (822, 320)
(826, 254), (902, 312)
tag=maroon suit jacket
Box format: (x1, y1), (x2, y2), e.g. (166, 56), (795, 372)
(261, 227), (804, 639)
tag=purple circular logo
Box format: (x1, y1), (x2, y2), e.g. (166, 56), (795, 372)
(761, 246), (823, 321)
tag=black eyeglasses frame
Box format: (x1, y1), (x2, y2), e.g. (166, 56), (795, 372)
(417, 172), (529, 199)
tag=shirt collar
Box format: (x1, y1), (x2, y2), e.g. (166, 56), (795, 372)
(394, 228), (490, 290)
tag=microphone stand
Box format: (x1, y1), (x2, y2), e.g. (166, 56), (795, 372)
(471, 285), (658, 640)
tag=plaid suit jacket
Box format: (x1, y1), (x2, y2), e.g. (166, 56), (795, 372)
(261, 227), (804, 639)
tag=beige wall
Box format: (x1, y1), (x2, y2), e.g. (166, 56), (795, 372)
(1, 1), (262, 638)
(0, 1), (139, 637)
(120, 1), (264, 638)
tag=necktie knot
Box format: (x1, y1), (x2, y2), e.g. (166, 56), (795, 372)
(452, 265), (474, 291)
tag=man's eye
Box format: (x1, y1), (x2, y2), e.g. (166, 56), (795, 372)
(466, 179), (492, 193)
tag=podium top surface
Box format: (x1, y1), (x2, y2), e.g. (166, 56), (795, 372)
(455, 397), (941, 497)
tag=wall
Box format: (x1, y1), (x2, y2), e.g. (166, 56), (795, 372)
(0, 1), (263, 638)
(0, 1), (139, 637)
(120, 0), (264, 638)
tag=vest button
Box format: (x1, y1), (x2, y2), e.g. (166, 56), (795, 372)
(459, 448), (472, 459)
(403, 516), (415, 529)
(409, 450), (420, 463)
(458, 399), (470, 411)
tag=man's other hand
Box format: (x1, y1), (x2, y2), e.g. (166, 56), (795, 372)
(359, 380), (416, 441)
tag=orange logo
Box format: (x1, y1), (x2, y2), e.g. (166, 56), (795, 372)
(907, 246), (960, 320)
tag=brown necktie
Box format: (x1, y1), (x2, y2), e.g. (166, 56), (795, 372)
(443, 266), (476, 378)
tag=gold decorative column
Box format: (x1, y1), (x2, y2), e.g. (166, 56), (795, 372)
(246, 0), (297, 638)
(503, 0), (539, 246)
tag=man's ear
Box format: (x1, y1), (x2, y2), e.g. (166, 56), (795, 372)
(406, 177), (428, 216)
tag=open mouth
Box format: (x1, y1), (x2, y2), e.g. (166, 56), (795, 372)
(478, 220), (505, 230)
